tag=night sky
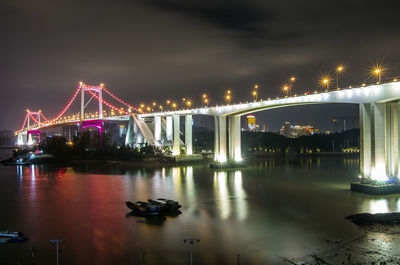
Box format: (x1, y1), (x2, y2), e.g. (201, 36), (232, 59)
(2, 0), (400, 131)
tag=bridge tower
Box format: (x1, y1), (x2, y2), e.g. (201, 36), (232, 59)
(26, 110), (42, 129)
(79, 82), (103, 120)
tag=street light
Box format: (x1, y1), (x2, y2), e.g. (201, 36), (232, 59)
(202, 93), (207, 107)
(183, 238), (200, 265)
(336, 66), (344, 89)
(322, 77), (330, 90)
(186, 100), (192, 108)
(225, 94), (231, 105)
(172, 103), (177, 109)
(282, 85), (290, 96)
(252, 90), (258, 101)
(372, 67), (383, 82)
(225, 90), (232, 104)
(50, 239), (64, 265)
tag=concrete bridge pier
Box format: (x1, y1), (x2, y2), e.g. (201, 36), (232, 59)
(166, 116), (173, 142)
(360, 102), (400, 181)
(185, 115), (193, 155)
(228, 115), (242, 162)
(154, 116), (161, 146)
(172, 115), (180, 155)
(214, 116), (227, 162)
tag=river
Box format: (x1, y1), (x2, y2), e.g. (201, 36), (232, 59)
(0, 155), (399, 265)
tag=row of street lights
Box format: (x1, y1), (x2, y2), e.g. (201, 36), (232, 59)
(138, 65), (385, 112)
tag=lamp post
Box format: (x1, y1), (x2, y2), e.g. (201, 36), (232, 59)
(373, 68), (382, 82)
(225, 90), (231, 105)
(336, 66), (344, 89)
(183, 238), (200, 265)
(202, 94), (207, 107)
(282, 85), (290, 96)
(290, 76), (295, 91)
(50, 239), (64, 265)
(322, 78), (330, 90)
(252, 90), (258, 102)
(252, 84), (259, 101)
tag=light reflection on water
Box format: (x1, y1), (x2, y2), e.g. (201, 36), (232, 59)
(213, 171), (248, 220)
(1, 157), (400, 265)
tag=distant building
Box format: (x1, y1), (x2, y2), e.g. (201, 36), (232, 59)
(292, 125), (313, 137)
(261, 123), (268, 132)
(247, 115), (257, 131)
(280, 123), (319, 138)
(279, 122), (291, 138)
(332, 116), (359, 132)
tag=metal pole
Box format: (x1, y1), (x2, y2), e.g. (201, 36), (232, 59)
(190, 243), (193, 265)
(183, 238), (200, 265)
(336, 72), (339, 89)
(98, 86), (103, 119)
(27, 113), (30, 130)
(81, 85), (85, 121)
(50, 239), (64, 265)
(56, 241), (59, 265)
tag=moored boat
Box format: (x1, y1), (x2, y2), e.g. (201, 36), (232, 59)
(125, 201), (161, 215)
(157, 198), (182, 210)
(0, 231), (28, 243)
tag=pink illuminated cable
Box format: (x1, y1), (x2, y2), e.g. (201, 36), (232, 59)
(18, 113), (29, 131)
(40, 112), (49, 122)
(87, 90), (129, 114)
(29, 113), (40, 124)
(102, 87), (137, 110)
(51, 86), (81, 122)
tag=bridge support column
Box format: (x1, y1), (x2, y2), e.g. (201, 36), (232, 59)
(166, 116), (173, 141)
(172, 115), (180, 155)
(134, 121), (144, 145)
(385, 103), (399, 178)
(185, 115), (193, 155)
(214, 116), (227, 162)
(360, 103), (372, 180)
(372, 102), (386, 180)
(360, 102), (400, 182)
(154, 116), (161, 145)
(228, 115), (242, 161)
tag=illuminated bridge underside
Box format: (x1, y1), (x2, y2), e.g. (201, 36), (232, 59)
(17, 82), (400, 182)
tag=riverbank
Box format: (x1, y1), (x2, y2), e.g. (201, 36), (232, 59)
(279, 232), (400, 265)
(279, 212), (400, 264)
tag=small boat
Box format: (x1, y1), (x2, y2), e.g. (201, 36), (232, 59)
(157, 198), (182, 210)
(0, 231), (28, 243)
(148, 199), (168, 210)
(125, 201), (161, 216)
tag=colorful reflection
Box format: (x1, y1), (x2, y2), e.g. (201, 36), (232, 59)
(213, 170), (248, 220)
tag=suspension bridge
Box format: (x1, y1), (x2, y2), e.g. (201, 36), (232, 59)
(15, 79), (400, 183)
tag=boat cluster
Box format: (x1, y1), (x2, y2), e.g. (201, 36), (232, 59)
(0, 231), (28, 243)
(125, 198), (181, 216)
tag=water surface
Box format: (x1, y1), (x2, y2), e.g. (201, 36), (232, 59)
(0, 156), (399, 265)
